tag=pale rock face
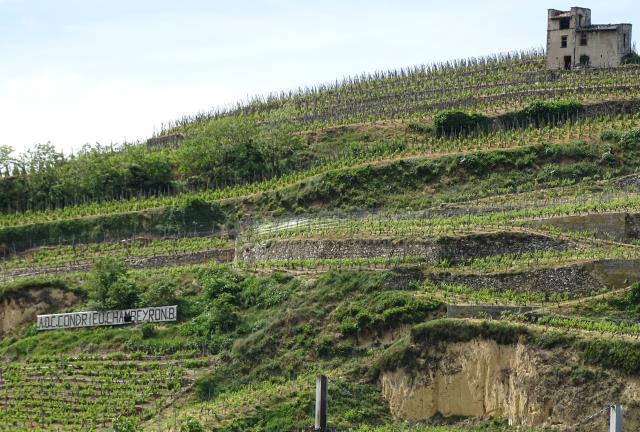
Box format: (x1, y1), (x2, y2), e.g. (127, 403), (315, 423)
(0, 287), (78, 335)
(380, 339), (640, 430)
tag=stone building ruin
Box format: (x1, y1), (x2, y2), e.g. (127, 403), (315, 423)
(547, 7), (632, 70)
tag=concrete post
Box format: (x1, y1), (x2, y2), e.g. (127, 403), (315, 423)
(610, 405), (623, 432)
(315, 375), (328, 432)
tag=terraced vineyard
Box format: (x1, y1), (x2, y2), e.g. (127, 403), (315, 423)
(0, 358), (187, 431)
(3, 51), (640, 431)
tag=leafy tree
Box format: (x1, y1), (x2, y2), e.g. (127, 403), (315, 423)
(88, 257), (138, 310)
(139, 278), (178, 307)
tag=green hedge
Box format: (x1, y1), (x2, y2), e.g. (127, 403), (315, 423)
(433, 110), (491, 136)
(499, 101), (582, 127)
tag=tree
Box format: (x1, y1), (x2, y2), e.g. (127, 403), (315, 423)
(88, 257), (139, 310)
(0, 145), (15, 176)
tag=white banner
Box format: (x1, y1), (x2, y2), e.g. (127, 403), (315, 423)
(37, 305), (177, 331)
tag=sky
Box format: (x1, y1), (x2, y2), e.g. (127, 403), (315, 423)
(1, 0), (638, 154)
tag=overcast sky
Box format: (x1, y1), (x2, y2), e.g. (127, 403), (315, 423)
(1, 0), (638, 154)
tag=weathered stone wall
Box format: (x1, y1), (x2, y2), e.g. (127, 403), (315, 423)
(3, 248), (234, 281)
(446, 305), (538, 319)
(427, 259), (640, 296)
(240, 233), (572, 264)
(532, 212), (640, 242)
(428, 264), (602, 296)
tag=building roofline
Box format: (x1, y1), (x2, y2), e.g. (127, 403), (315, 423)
(576, 23), (632, 32)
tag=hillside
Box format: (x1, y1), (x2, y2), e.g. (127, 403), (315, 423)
(2, 50), (640, 431)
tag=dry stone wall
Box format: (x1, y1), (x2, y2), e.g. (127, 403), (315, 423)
(427, 259), (640, 296)
(532, 212), (640, 242)
(2, 248), (234, 281)
(240, 232), (572, 264)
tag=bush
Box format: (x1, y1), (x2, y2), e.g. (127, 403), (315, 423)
(139, 278), (178, 308)
(600, 130), (624, 143)
(433, 110), (491, 136)
(160, 198), (226, 234)
(410, 319), (531, 346)
(195, 374), (217, 400)
(623, 52), (640, 65)
(240, 272), (298, 308)
(88, 257), (139, 310)
(580, 339), (640, 374)
(407, 122), (432, 134)
(112, 416), (139, 432)
(180, 417), (205, 432)
(334, 292), (441, 336)
(501, 100), (582, 127)
(140, 323), (157, 339)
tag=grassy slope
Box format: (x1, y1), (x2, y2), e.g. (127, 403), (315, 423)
(4, 55), (640, 431)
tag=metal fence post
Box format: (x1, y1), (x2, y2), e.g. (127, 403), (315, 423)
(610, 405), (623, 432)
(315, 375), (328, 432)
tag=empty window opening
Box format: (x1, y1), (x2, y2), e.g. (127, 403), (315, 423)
(624, 33), (628, 48)
(561, 36), (568, 48)
(579, 55), (590, 66)
(578, 15), (583, 27)
(564, 56), (572, 70)
(580, 33), (588, 46)
(560, 18), (571, 30)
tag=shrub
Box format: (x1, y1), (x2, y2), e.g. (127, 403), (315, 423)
(139, 278), (178, 308)
(140, 323), (157, 339)
(195, 375), (217, 400)
(433, 110), (491, 136)
(334, 292), (441, 336)
(410, 319), (531, 346)
(88, 257), (139, 310)
(240, 272), (297, 308)
(580, 339), (640, 374)
(180, 417), (205, 432)
(501, 100), (582, 127)
(600, 130), (624, 142)
(623, 52), (640, 65)
(112, 416), (139, 432)
(407, 122), (432, 134)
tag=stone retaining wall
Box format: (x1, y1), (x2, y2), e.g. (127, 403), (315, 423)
(532, 212), (640, 242)
(3, 248), (234, 281)
(427, 259), (640, 296)
(240, 232), (572, 264)
(446, 305), (538, 319)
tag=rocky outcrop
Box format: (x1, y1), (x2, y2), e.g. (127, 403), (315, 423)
(381, 339), (640, 431)
(0, 287), (79, 335)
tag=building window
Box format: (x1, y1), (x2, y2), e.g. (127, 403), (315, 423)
(560, 18), (570, 30)
(561, 36), (568, 48)
(580, 55), (590, 66)
(624, 33), (628, 48)
(580, 33), (587, 46)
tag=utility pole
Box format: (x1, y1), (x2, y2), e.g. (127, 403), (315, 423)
(610, 405), (623, 432)
(314, 375), (328, 432)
